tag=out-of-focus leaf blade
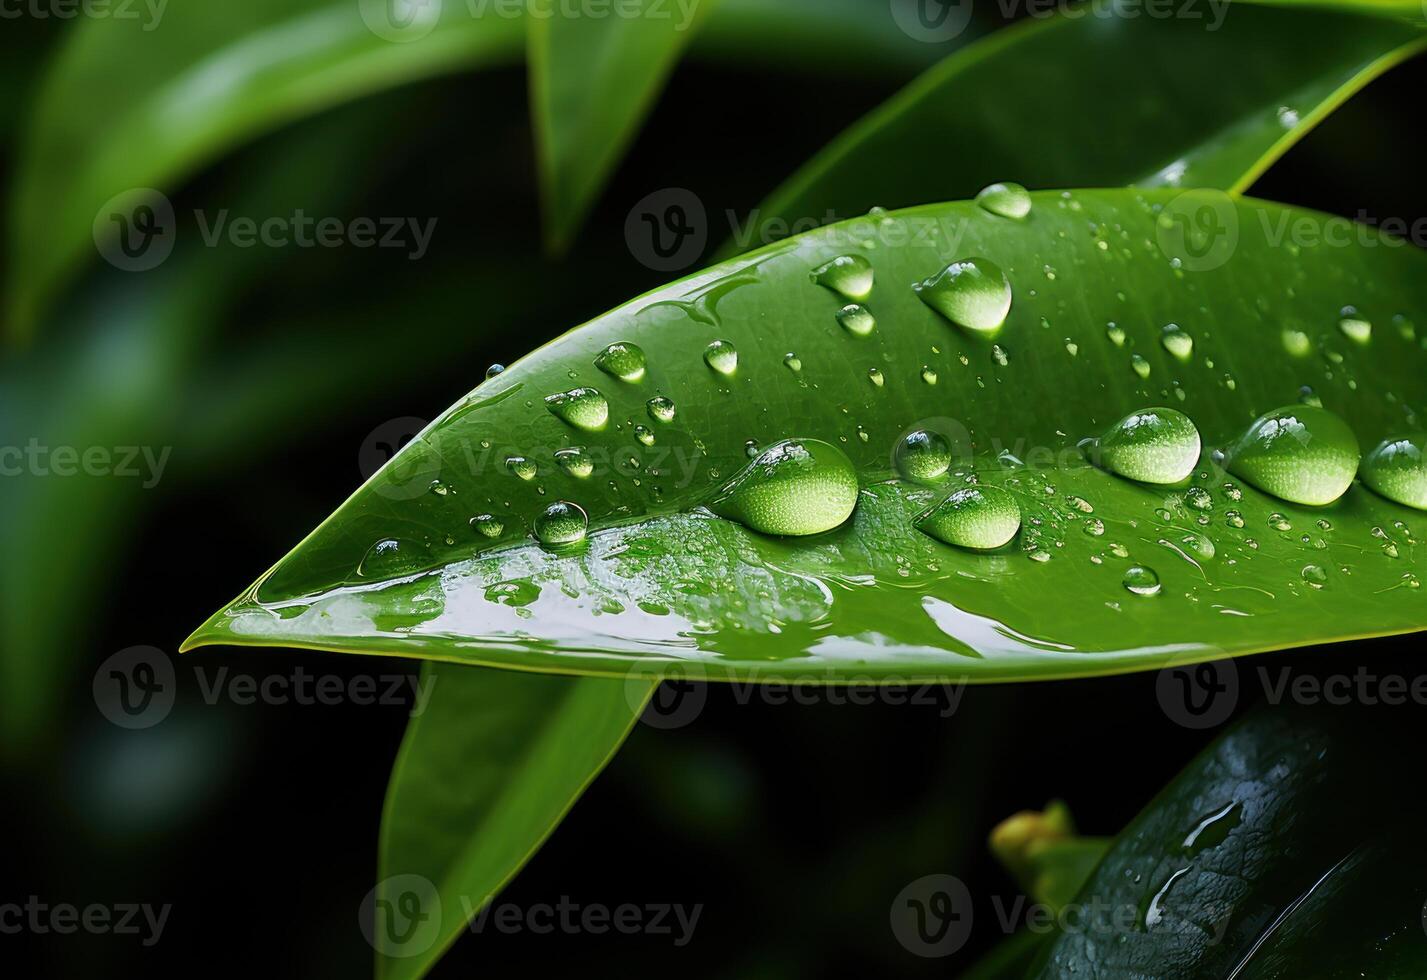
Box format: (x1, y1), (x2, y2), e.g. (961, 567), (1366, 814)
(6, 0), (525, 339)
(529, 0), (716, 250)
(374, 663), (652, 980)
(187, 190), (1427, 683)
(1030, 704), (1427, 977)
(736, 2), (1426, 252)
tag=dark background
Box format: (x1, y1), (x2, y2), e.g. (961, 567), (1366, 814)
(2, 5), (1425, 978)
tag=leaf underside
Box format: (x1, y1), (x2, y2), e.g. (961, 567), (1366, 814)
(187, 190), (1427, 683)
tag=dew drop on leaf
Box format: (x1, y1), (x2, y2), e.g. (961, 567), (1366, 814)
(534, 501), (588, 549)
(914, 257), (1013, 334)
(593, 342), (647, 382)
(544, 386), (609, 431)
(915, 486), (1022, 550)
(709, 439), (858, 536)
(895, 429), (952, 483)
(836, 303), (876, 337)
(1089, 407), (1201, 485)
(810, 254), (874, 301)
(974, 181), (1032, 220)
(703, 339), (738, 375)
(1122, 565), (1162, 596)
(1361, 434), (1427, 510)
(1227, 405), (1359, 506)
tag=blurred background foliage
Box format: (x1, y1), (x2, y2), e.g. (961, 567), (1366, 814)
(1, 0), (1424, 976)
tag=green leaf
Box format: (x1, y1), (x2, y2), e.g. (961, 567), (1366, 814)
(5, 0), (526, 339)
(374, 663), (652, 980)
(187, 189), (1427, 683)
(6, 0), (946, 341)
(529, 0), (716, 250)
(1028, 705), (1427, 977)
(735, 2), (1427, 253)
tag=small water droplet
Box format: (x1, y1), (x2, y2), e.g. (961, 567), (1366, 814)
(357, 538), (429, 578)
(634, 425), (655, 446)
(1185, 487), (1212, 511)
(1084, 518), (1105, 536)
(867, 367), (885, 387)
(1106, 323), (1126, 347)
(896, 429), (952, 483)
(974, 181), (1032, 220)
(992, 344), (1009, 367)
(593, 342), (647, 382)
(915, 486), (1022, 550)
(703, 339), (738, 375)
(506, 455), (537, 480)
(1301, 563), (1328, 589)
(1268, 512), (1292, 532)
(783, 352), (803, 373)
(428, 480), (450, 496)
(920, 365), (938, 385)
(646, 395), (677, 424)
(810, 254), (874, 301)
(1161, 323), (1193, 360)
(471, 514), (505, 538)
(914, 257), (1013, 334)
(836, 303), (876, 337)
(1130, 354), (1151, 379)
(1123, 565), (1162, 596)
(485, 363), (506, 379)
(1281, 328), (1311, 357)
(545, 386), (609, 431)
(534, 501), (589, 549)
(1338, 307), (1372, 344)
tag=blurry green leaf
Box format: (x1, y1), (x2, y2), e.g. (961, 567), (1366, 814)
(1029, 704), (1427, 977)
(375, 662), (652, 980)
(529, 0), (716, 250)
(6, 0), (526, 339)
(0, 105), (398, 754)
(738, 2), (1426, 252)
(188, 190), (1427, 684)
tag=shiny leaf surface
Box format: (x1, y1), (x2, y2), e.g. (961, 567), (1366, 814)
(188, 190), (1427, 683)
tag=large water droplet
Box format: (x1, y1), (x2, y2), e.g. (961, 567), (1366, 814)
(485, 363), (505, 379)
(709, 439), (858, 536)
(703, 339), (737, 375)
(914, 257), (1012, 334)
(1227, 405), (1359, 506)
(810, 254), (874, 301)
(895, 429), (952, 482)
(836, 303), (876, 337)
(1281, 328), (1311, 357)
(1090, 407), (1201, 485)
(1361, 434), (1427, 510)
(1160, 323), (1193, 360)
(915, 486), (1021, 550)
(545, 386), (609, 431)
(594, 342), (647, 381)
(555, 447), (594, 478)
(1130, 354), (1151, 379)
(534, 501), (588, 549)
(1123, 565), (1162, 596)
(1301, 564), (1328, 589)
(975, 181), (1032, 220)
